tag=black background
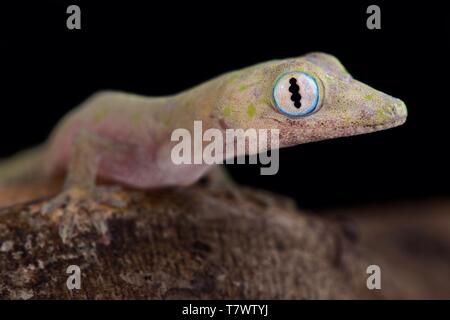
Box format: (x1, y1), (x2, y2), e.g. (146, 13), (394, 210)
(1, 1), (449, 209)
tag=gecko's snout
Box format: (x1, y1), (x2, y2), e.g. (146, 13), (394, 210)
(381, 97), (407, 128)
(392, 98), (408, 123)
(351, 81), (408, 130)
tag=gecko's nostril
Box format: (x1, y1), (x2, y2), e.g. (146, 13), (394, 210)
(387, 100), (408, 126)
(392, 99), (408, 118)
(399, 100), (407, 115)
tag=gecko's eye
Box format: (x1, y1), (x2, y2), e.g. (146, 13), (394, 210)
(272, 71), (320, 117)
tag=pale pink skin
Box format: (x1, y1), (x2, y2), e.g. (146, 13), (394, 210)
(45, 92), (213, 189)
(44, 53), (407, 190)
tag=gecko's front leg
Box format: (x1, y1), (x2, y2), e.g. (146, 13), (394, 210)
(42, 129), (129, 244)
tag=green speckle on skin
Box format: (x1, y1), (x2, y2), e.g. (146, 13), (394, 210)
(94, 106), (109, 123)
(225, 72), (239, 85)
(160, 114), (170, 127)
(247, 103), (256, 118)
(341, 65), (350, 75)
(375, 108), (388, 122)
(259, 96), (269, 105)
(334, 58), (350, 75)
(223, 105), (231, 117)
(325, 74), (333, 80)
(239, 81), (259, 92)
(131, 111), (141, 123)
(342, 112), (352, 125)
(364, 94), (374, 101)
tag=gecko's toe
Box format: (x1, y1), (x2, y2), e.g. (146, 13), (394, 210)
(58, 205), (111, 245)
(41, 185), (129, 244)
(41, 191), (70, 215)
(92, 185), (128, 208)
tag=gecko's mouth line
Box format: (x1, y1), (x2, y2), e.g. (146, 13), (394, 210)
(358, 116), (407, 131)
(331, 116), (407, 137)
(278, 114), (407, 133)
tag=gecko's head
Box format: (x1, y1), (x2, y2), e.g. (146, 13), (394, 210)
(216, 52), (407, 147)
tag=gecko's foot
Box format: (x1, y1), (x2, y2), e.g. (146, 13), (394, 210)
(41, 185), (128, 244)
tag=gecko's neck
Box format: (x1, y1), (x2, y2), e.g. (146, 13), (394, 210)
(166, 74), (228, 132)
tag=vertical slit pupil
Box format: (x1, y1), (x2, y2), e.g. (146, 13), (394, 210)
(288, 77), (302, 108)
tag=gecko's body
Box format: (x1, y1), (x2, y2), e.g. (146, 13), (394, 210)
(1, 53), (407, 241)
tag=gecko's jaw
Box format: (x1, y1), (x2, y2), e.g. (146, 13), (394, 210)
(282, 98), (407, 145)
(347, 98), (407, 136)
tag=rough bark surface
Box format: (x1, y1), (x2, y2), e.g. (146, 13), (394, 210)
(0, 178), (448, 299)
(323, 200), (450, 299)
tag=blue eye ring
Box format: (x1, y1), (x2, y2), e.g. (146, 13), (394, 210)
(272, 71), (320, 117)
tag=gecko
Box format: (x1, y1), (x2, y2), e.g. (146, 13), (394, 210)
(0, 52), (407, 242)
